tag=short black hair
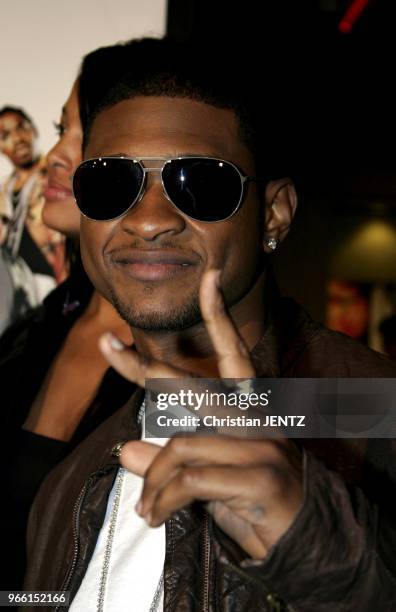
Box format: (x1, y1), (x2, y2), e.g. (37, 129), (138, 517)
(82, 37), (284, 178)
(78, 42), (143, 134)
(0, 105), (35, 128)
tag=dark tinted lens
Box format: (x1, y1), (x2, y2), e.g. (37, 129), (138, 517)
(163, 158), (243, 222)
(73, 158), (143, 221)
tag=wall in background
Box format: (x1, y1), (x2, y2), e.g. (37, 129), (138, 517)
(273, 197), (396, 329)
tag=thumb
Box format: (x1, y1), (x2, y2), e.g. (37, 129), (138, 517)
(120, 440), (161, 476)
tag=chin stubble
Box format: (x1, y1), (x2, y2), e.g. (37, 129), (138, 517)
(108, 285), (202, 332)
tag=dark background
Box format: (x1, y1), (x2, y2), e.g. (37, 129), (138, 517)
(167, 0), (396, 322)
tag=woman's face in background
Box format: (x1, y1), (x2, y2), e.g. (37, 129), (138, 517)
(42, 80), (82, 237)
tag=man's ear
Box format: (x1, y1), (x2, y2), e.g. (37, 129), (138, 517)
(262, 178), (297, 253)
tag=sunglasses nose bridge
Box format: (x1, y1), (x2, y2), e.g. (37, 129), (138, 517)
(130, 165), (176, 216)
(141, 165), (164, 185)
(138, 165), (166, 199)
(142, 165), (164, 173)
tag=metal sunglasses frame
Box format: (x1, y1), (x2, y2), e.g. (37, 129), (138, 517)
(72, 155), (260, 223)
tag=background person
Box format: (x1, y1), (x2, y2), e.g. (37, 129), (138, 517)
(0, 41), (145, 589)
(0, 106), (66, 332)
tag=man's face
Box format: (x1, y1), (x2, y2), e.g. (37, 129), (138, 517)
(0, 112), (36, 167)
(80, 96), (265, 331)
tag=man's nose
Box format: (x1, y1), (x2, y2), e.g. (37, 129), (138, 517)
(14, 131), (25, 142)
(15, 126), (29, 138)
(13, 132), (29, 145)
(119, 178), (186, 241)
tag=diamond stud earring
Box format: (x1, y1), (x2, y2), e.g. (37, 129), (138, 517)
(266, 238), (278, 251)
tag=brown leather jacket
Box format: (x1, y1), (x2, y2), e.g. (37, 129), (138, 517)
(24, 299), (396, 611)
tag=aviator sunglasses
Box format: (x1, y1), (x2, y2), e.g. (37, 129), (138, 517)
(72, 156), (264, 223)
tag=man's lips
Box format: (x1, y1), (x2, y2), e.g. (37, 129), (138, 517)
(14, 143), (30, 156)
(109, 249), (199, 281)
(44, 179), (74, 201)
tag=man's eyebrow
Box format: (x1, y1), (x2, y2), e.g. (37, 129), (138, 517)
(178, 152), (216, 157)
(88, 152), (130, 159)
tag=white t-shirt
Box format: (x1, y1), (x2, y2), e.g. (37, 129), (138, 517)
(70, 438), (167, 612)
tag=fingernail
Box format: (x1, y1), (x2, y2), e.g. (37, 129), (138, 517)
(145, 512), (152, 525)
(135, 500), (143, 515)
(107, 333), (125, 351)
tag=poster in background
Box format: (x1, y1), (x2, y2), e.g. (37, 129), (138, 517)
(0, 0), (166, 334)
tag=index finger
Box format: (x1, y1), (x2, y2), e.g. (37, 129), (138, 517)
(199, 269), (255, 378)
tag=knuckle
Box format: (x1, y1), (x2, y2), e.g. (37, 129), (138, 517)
(211, 294), (227, 317)
(168, 436), (189, 457)
(236, 338), (249, 356)
(144, 465), (157, 488)
(253, 464), (285, 495)
(247, 440), (283, 463)
(265, 440), (286, 461)
(180, 467), (201, 489)
(253, 440), (289, 464)
(137, 352), (149, 366)
(264, 464), (301, 502)
(223, 339), (245, 357)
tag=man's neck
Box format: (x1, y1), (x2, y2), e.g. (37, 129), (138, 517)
(130, 272), (269, 377)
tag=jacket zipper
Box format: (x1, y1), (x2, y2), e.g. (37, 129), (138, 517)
(265, 594), (281, 612)
(201, 514), (290, 612)
(224, 558), (296, 612)
(202, 512), (211, 612)
(53, 474), (294, 612)
(55, 476), (94, 611)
